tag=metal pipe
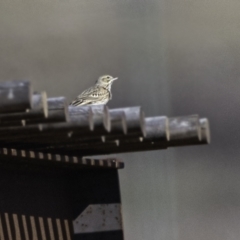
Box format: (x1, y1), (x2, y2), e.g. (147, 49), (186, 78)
(91, 105), (110, 133)
(199, 118), (211, 144)
(145, 116), (169, 142)
(68, 106), (93, 130)
(102, 110), (127, 142)
(25, 96), (69, 124)
(32, 92), (48, 117)
(109, 109), (127, 135)
(0, 80), (33, 113)
(109, 107), (145, 136)
(0, 92), (48, 125)
(168, 115), (201, 147)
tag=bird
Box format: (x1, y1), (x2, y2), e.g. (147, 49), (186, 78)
(70, 75), (118, 106)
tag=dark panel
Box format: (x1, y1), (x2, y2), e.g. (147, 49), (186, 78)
(0, 161), (121, 219)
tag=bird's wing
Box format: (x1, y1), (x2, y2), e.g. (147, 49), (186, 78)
(70, 86), (109, 106)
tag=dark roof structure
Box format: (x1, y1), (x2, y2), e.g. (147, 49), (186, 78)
(0, 80), (210, 168)
(0, 80), (211, 240)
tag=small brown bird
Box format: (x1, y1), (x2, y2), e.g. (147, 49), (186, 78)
(70, 75), (118, 106)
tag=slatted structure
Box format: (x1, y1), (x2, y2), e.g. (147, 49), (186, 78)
(0, 80), (210, 156)
(0, 147), (124, 169)
(0, 160), (122, 240)
(0, 213), (73, 240)
(0, 80), (210, 240)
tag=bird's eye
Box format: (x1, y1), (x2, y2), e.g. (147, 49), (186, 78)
(107, 76), (110, 79)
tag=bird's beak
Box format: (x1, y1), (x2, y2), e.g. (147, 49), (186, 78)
(111, 77), (118, 81)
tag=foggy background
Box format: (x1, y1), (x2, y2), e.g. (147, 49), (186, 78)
(0, 0), (240, 239)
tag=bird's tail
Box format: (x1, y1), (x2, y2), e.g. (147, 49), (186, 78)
(69, 98), (84, 106)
